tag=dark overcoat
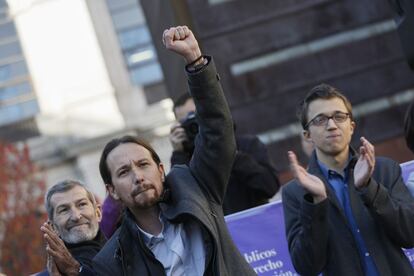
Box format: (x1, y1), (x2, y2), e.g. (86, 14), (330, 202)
(93, 57), (256, 276)
(283, 151), (414, 276)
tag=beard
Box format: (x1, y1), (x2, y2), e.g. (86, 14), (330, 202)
(130, 184), (162, 209)
(57, 221), (99, 244)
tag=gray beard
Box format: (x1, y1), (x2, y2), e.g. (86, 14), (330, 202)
(59, 223), (99, 244)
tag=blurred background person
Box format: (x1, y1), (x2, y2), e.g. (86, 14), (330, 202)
(99, 194), (124, 239)
(170, 94), (280, 215)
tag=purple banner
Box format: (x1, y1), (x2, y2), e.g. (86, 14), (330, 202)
(225, 161), (414, 274)
(400, 161), (414, 264)
(225, 201), (298, 276)
(401, 160), (414, 182)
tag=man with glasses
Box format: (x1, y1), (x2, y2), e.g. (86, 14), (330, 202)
(282, 84), (414, 275)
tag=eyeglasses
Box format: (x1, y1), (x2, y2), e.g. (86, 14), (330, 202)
(305, 111), (350, 129)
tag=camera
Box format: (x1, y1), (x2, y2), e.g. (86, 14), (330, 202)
(180, 111), (199, 151)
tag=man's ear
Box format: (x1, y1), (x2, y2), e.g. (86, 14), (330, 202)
(158, 163), (165, 182)
(303, 129), (312, 142)
(95, 203), (103, 222)
(350, 120), (356, 134)
(107, 184), (120, 200)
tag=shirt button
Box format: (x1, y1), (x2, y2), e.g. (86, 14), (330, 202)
(357, 229), (360, 233)
(365, 252), (370, 257)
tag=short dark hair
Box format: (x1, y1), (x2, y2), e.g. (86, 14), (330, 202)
(99, 135), (161, 186)
(404, 101), (414, 153)
(45, 180), (96, 221)
(173, 93), (193, 113)
(297, 83), (353, 129)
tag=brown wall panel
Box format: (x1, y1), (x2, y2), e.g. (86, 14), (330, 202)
(144, 0), (414, 173)
(352, 104), (408, 142)
(232, 60), (414, 135)
(215, 28), (406, 107)
(229, 27), (414, 134)
(195, 0), (392, 62)
(188, 0), (336, 38)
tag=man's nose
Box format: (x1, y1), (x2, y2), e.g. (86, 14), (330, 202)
(132, 165), (144, 184)
(326, 117), (338, 129)
(70, 207), (82, 221)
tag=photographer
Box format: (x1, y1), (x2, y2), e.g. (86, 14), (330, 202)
(170, 93), (281, 215)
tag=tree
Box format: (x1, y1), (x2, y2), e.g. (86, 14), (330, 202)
(0, 142), (47, 275)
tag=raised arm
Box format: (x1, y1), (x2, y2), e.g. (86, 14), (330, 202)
(163, 26), (235, 203)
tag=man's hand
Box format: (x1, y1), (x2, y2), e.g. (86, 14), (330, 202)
(288, 151), (327, 203)
(47, 253), (62, 276)
(41, 222), (80, 276)
(354, 137), (375, 189)
(162, 26), (202, 64)
(169, 122), (187, 151)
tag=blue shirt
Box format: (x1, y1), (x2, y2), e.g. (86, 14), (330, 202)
(317, 159), (379, 276)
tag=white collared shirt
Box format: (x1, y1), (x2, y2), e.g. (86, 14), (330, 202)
(137, 214), (206, 276)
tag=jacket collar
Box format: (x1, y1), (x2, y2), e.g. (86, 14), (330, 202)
(116, 208), (168, 275)
(64, 229), (107, 268)
(308, 147), (358, 175)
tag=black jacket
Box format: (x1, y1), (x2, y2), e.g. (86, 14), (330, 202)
(37, 230), (106, 276)
(282, 150), (414, 276)
(93, 57), (256, 276)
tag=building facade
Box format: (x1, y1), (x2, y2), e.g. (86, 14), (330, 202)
(3, 0), (174, 199)
(142, 0), (414, 182)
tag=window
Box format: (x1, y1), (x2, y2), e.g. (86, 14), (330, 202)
(107, 0), (165, 91)
(106, 0), (137, 12)
(124, 45), (156, 66)
(129, 62), (163, 86)
(0, 82), (31, 100)
(0, 99), (39, 126)
(0, 0), (7, 10)
(0, 22), (16, 39)
(112, 6), (144, 30)
(118, 26), (151, 50)
(0, 60), (28, 82)
(0, 40), (22, 60)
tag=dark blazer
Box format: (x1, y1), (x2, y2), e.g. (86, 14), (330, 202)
(282, 150), (414, 276)
(93, 57), (256, 276)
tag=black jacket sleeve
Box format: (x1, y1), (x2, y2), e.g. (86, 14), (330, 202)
(187, 56), (236, 204)
(282, 183), (330, 276)
(170, 150), (191, 167)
